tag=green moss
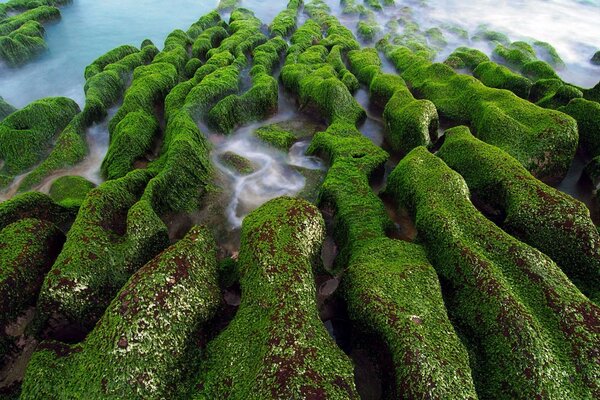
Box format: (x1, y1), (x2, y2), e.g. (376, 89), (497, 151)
(386, 146), (600, 399)
(22, 226), (220, 400)
(217, 0), (240, 11)
(187, 10), (222, 40)
(363, 0), (382, 11)
(102, 62), (178, 179)
(439, 126), (600, 303)
(357, 20), (380, 42)
(84, 44), (138, 80)
(218, 151), (256, 175)
(493, 42), (560, 82)
(559, 98), (600, 157)
(531, 79), (583, 109)
(191, 25), (228, 60)
(471, 26), (510, 45)
(36, 170), (169, 332)
(444, 46), (489, 70)
(0, 20), (46, 66)
(0, 96), (16, 121)
(102, 110), (160, 180)
(269, 0), (303, 38)
(533, 40), (565, 68)
(0, 191), (76, 232)
(473, 61), (532, 99)
(0, 5), (59, 35)
(255, 124), (297, 150)
(0, 218), (64, 341)
(425, 27), (447, 48)
(48, 175), (96, 208)
(308, 122), (387, 176)
(380, 41), (578, 182)
(0, 97), (79, 178)
(19, 44), (158, 191)
(342, 238), (478, 398)
(368, 73), (406, 107)
(193, 197), (359, 399)
(347, 47), (381, 85)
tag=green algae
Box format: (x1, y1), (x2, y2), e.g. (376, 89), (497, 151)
(48, 175), (96, 208)
(36, 170), (169, 332)
(218, 151), (256, 175)
(0, 191), (76, 233)
(255, 124), (297, 150)
(473, 61), (532, 99)
(21, 226), (220, 400)
(379, 41), (577, 182)
(194, 197), (359, 399)
(0, 96), (79, 179)
(444, 47), (489, 70)
(269, 0), (303, 38)
(19, 42), (159, 191)
(386, 146), (600, 399)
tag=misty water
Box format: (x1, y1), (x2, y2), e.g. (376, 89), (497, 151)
(1, 0), (599, 228)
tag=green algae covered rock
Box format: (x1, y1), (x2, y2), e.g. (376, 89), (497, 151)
(21, 225), (221, 400)
(36, 170), (169, 333)
(18, 43), (159, 192)
(0, 96), (16, 121)
(559, 98), (600, 157)
(0, 96), (79, 179)
(387, 146), (600, 399)
(218, 151), (256, 175)
(0, 218), (64, 359)
(473, 61), (532, 99)
(342, 237), (478, 399)
(269, 0), (303, 38)
(438, 126), (600, 303)
(444, 46), (489, 70)
(380, 42), (577, 182)
(255, 124), (297, 150)
(347, 47), (438, 154)
(194, 197), (359, 399)
(48, 175), (96, 208)
(0, 191), (76, 232)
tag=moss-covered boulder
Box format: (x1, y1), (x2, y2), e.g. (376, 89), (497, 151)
(438, 126), (600, 303)
(444, 46), (489, 70)
(48, 175), (96, 208)
(0, 218), (64, 359)
(380, 41), (577, 182)
(218, 151), (256, 175)
(18, 43), (159, 192)
(255, 124), (297, 150)
(386, 147), (600, 399)
(559, 98), (600, 158)
(36, 170), (169, 333)
(269, 0), (303, 38)
(347, 47), (439, 154)
(21, 226), (220, 399)
(473, 61), (532, 99)
(193, 197), (359, 399)
(0, 191), (76, 232)
(0, 97), (79, 179)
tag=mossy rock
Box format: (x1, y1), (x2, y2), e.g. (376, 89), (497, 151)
(255, 124), (297, 150)
(386, 146), (600, 399)
(0, 191), (76, 233)
(193, 197), (359, 399)
(380, 42), (577, 182)
(218, 151), (256, 175)
(48, 175), (96, 208)
(444, 47), (489, 71)
(36, 170), (170, 333)
(559, 98), (600, 157)
(473, 61), (532, 99)
(21, 226), (220, 399)
(0, 97), (79, 178)
(438, 126), (600, 303)
(0, 218), (64, 360)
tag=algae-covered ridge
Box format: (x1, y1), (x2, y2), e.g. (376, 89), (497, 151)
(1, 1), (600, 399)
